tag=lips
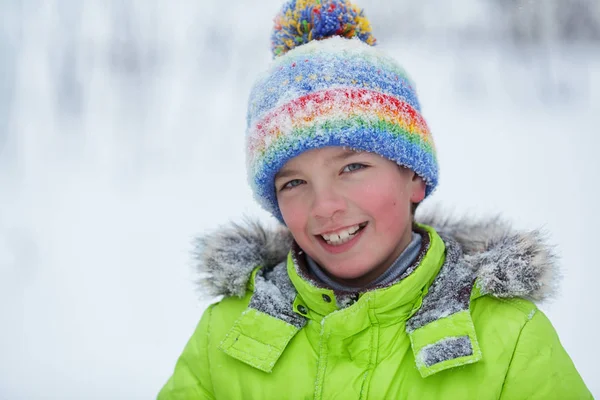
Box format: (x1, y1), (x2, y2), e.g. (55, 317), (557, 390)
(315, 222), (368, 254)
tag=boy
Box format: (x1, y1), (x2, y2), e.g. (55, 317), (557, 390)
(158, 1), (592, 398)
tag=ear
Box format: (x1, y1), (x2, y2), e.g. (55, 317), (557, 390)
(410, 173), (426, 203)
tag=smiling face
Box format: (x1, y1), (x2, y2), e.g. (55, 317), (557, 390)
(275, 147), (426, 287)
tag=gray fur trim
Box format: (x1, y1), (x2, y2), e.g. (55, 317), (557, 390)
(194, 220), (292, 298)
(418, 209), (559, 302)
(406, 237), (474, 332)
(417, 336), (473, 368)
(467, 230), (558, 302)
(249, 261), (307, 329)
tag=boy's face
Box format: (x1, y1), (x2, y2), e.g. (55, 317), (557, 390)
(275, 147), (426, 287)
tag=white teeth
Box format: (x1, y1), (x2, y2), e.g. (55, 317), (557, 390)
(321, 224), (363, 246)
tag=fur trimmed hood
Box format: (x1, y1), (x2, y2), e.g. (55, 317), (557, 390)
(194, 211), (559, 303)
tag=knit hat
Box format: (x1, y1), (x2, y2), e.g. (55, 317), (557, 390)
(246, 0), (438, 223)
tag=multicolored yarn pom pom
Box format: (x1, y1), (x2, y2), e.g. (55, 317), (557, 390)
(271, 0), (376, 58)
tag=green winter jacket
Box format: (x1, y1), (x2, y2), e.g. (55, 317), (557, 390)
(158, 217), (592, 399)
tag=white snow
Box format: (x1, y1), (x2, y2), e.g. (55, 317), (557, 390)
(1, 1), (598, 398)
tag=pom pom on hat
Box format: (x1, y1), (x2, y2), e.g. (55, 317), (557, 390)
(271, 0), (376, 58)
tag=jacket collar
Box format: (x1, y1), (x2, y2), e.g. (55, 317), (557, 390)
(286, 224), (443, 320)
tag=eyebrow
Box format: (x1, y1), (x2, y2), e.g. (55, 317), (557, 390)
(274, 168), (300, 181)
(275, 149), (362, 181)
(331, 148), (361, 162)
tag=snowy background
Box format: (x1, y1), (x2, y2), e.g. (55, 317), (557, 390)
(1, 0), (599, 398)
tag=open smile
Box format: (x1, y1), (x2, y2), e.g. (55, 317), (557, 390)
(315, 222), (368, 254)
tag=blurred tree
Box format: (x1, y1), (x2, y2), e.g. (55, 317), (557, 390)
(367, 0), (600, 45)
(493, 0), (600, 45)
(557, 0), (600, 42)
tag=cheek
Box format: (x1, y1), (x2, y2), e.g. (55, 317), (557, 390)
(356, 182), (409, 231)
(279, 197), (309, 237)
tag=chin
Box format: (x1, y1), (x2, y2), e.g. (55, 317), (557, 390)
(325, 265), (372, 280)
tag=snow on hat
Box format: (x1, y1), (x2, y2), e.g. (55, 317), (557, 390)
(246, 0), (438, 222)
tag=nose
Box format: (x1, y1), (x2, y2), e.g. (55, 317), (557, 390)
(311, 183), (346, 220)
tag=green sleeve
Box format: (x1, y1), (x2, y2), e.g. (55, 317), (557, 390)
(500, 309), (592, 400)
(157, 306), (216, 400)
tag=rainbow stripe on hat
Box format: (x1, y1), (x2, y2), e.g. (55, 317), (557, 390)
(246, 36), (438, 222)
